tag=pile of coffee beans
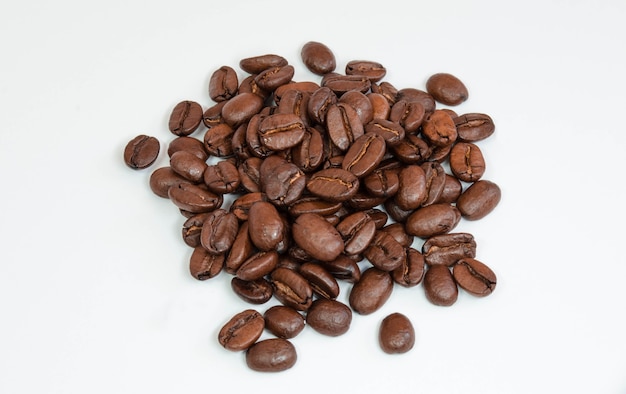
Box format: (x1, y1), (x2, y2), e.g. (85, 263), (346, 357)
(123, 41), (501, 372)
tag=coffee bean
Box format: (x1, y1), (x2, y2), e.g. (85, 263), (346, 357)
(218, 309), (265, 351)
(203, 123), (234, 157)
(124, 135), (160, 169)
(422, 232), (477, 267)
(225, 221), (255, 274)
(326, 102), (365, 151)
(379, 312), (415, 354)
(231, 277), (274, 305)
(182, 212), (209, 248)
(449, 142), (486, 183)
(452, 258), (497, 297)
(245, 338), (297, 372)
(299, 262), (340, 300)
(258, 113), (306, 151)
(454, 113), (496, 142)
(200, 209), (239, 255)
(389, 100), (425, 134)
(456, 179), (501, 220)
(168, 100), (204, 136)
(349, 267), (393, 315)
(148, 167), (188, 198)
(247, 201), (285, 251)
(321, 254), (361, 283)
(239, 54), (288, 74)
(189, 246), (224, 280)
(365, 119), (405, 147)
(336, 211), (377, 256)
(167, 136), (208, 161)
(236, 251), (279, 281)
(301, 41), (336, 75)
(308, 86), (337, 124)
(363, 230), (406, 272)
(306, 299), (352, 336)
(209, 66), (238, 102)
(425, 73), (469, 106)
(405, 203), (461, 239)
(270, 267), (313, 311)
(169, 150), (207, 183)
(367, 92), (391, 120)
(423, 265), (458, 306)
(392, 247), (425, 287)
(421, 109), (457, 147)
(221, 92), (265, 128)
(203, 160), (240, 194)
(345, 60), (386, 82)
(167, 183), (222, 214)
(292, 213), (344, 262)
(306, 168), (360, 202)
(263, 305), (305, 339)
(229, 192), (266, 221)
(255, 65), (295, 92)
(342, 132), (386, 178)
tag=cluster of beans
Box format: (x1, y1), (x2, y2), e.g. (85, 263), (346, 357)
(123, 41), (500, 372)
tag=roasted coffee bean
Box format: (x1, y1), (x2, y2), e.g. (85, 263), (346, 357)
(321, 254), (361, 283)
(342, 132), (386, 178)
(326, 102), (364, 151)
(287, 196), (343, 217)
(346, 191), (386, 211)
(189, 246), (225, 280)
(420, 161), (446, 207)
(203, 160), (240, 194)
(292, 213), (344, 262)
(421, 109), (458, 147)
(422, 232), (476, 267)
(238, 157), (263, 193)
(209, 66), (238, 102)
(389, 100), (425, 134)
(321, 73), (371, 96)
(426, 73), (469, 106)
(436, 174), (463, 204)
(168, 182), (222, 213)
(277, 89), (311, 126)
(230, 192), (266, 221)
(454, 113), (495, 142)
(168, 100), (204, 136)
(270, 267), (313, 311)
(239, 74), (270, 100)
(299, 262), (340, 300)
(339, 90), (374, 125)
(379, 312), (415, 354)
(258, 113), (306, 151)
(255, 65), (295, 91)
(274, 81), (320, 104)
(367, 92), (392, 120)
(149, 167), (188, 198)
(449, 142), (486, 183)
(349, 267), (393, 315)
(260, 156), (306, 207)
(218, 309), (264, 352)
(392, 247), (425, 287)
(236, 251), (279, 281)
(363, 230), (406, 272)
(245, 338), (297, 372)
(182, 212), (209, 248)
(247, 201), (285, 251)
(456, 180), (501, 220)
(423, 265), (458, 306)
(225, 221), (255, 274)
(397, 88), (436, 115)
(246, 114), (274, 158)
(384, 198), (414, 223)
(203, 123), (234, 157)
(380, 222), (414, 248)
(167, 136), (208, 161)
(200, 209), (239, 255)
(239, 54), (288, 74)
(308, 86), (337, 124)
(336, 211), (377, 256)
(365, 119), (405, 146)
(232, 123), (252, 161)
(405, 203), (461, 239)
(301, 41), (336, 75)
(231, 277), (274, 305)
(221, 92), (265, 128)
(363, 166), (400, 198)
(306, 299), (352, 337)
(345, 60), (386, 82)
(365, 208), (389, 229)
(453, 258), (497, 297)
(291, 126), (325, 172)
(395, 165), (427, 211)
(390, 134), (431, 164)
(371, 81), (399, 105)
(124, 135), (160, 169)
(306, 168), (360, 202)
(202, 100), (228, 129)
(170, 150), (207, 183)
(263, 305), (305, 339)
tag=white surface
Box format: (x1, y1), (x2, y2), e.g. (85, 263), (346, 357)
(1, 0), (625, 393)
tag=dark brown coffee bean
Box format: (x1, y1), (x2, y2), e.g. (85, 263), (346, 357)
(169, 150), (207, 183)
(260, 157), (306, 207)
(246, 114), (274, 159)
(238, 156), (263, 193)
(306, 168), (360, 202)
(346, 191), (386, 211)
(339, 90), (374, 125)
(255, 65), (295, 92)
(436, 174), (463, 204)
(349, 267), (393, 315)
(202, 100), (227, 129)
(287, 196), (343, 217)
(189, 246), (224, 280)
(405, 203), (461, 239)
(299, 262), (340, 299)
(247, 201), (285, 251)
(209, 66), (238, 102)
(326, 102), (365, 151)
(365, 208), (389, 229)
(453, 258), (497, 297)
(231, 277), (274, 305)
(322, 255), (361, 283)
(277, 89), (311, 125)
(167, 136), (208, 161)
(306, 299), (352, 337)
(363, 230), (406, 272)
(200, 209), (239, 255)
(263, 305), (305, 339)
(363, 166), (400, 198)
(420, 161), (447, 207)
(274, 81), (320, 104)
(230, 192), (267, 221)
(379, 312), (415, 354)
(203, 160), (240, 194)
(384, 198), (414, 223)
(422, 232), (476, 267)
(258, 113), (306, 151)
(367, 92), (391, 120)
(182, 212), (209, 248)
(232, 123), (253, 161)
(389, 100), (425, 134)
(449, 142), (486, 183)
(365, 119), (405, 146)
(245, 338), (297, 372)
(395, 164), (427, 211)
(345, 60), (386, 82)
(321, 73), (371, 97)
(301, 41), (336, 75)
(124, 135), (160, 169)
(168, 100), (203, 136)
(167, 182), (222, 213)
(218, 309), (264, 352)
(336, 211), (377, 256)
(456, 180), (501, 220)
(238, 74), (271, 100)
(341, 132), (386, 178)
(270, 267), (313, 311)
(239, 54), (288, 74)
(236, 251), (279, 281)
(423, 265), (458, 306)
(291, 126), (325, 172)
(149, 167), (188, 198)
(371, 81), (399, 105)
(397, 88), (436, 115)
(421, 110), (458, 147)
(380, 222), (414, 248)
(292, 213), (344, 262)
(221, 92), (265, 128)
(392, 247), (425, 287)
(390, 134), (431, 164)
(308, 87), (338, 124)
(426, 73), (469, 106)
(454, 113), (495, 142)
(203, 123), (234, 157)
(225, 221), (255, 274)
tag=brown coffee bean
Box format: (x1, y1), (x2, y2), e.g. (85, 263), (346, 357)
(363, 164), (400, 198)
(236, 251), (279, 281)
(306, 168), (360, 202)
(342, 132), (386, 178)
(182, 212), (209, 248)
(245, 338), (297, 372)
(230, 192), (267, 221)
(225, 221), (255, 274)
(169, 150), (207, 183)
(231, 277), (274, 305)
(263, 305), (305, 339)
(270, 267), (313, 311)
(306, 299), (352, 337)
(258, 113), (306, 151)
(299, 262), (340, 300)
(167, 182), (222, 214)
(380, 222), (414, 248)
(189, 246), (224, 280)
(420, 161), (447, 207)
(390, 134), (431, 164)
(367, 92), (391, 120)
(287, 196), (343, 218)
(245, 114), (274, 159)
(392, 247), (425, 287)
(255, 65), (295, 92)
(321, 73), (371, 96)
(421, 109), (457, 147)
(203, 160), (240, 194)
(301, 41), (336, 75)
(365, 119), (405, 147)
(389, 100), (425, 134)
(203, 123), (234, 157)
(292, 213), (344, 262)
(422, 232), (477, 267)
(379, 312), (415, 354)
(291, 126), (325, 172)
(339, 90), (374, 125)
(326, 102), (365, 151)
(371, 81), (399, 105)
(199, 209), (239, 255)
(260, 156), (306, 207)
(209, 66), (238, 102)
(336, 211), (377, 256)
(149, 167), (188, 198)
(405, 203), (461, 239)
(308, 86), (338, 124)
(202, 101), (227, 129)
(436, 174), (463, 204)
(277, 89), (311, 126)
(449, 142), (486, 183)
(424, 265), (458, 306)
(456, 180), (501, 220)
(247, 201), (285, 251)
(395, 164), (427, 211)
(363, 230), (406, 272)
(348, 267), (393, 315)
(384, 198), (414, 223)
(124, 135), (160, 169)
(167, 136), (208, 161)
(397, 88), (436, 115)
(454, 113), (496, 142)
(426, 73), (469, 106)
(453, 258), (497, 297)
(168, 100), (204, 136)
(218, 309), (264, 352)
(239, 54), (288, 74)
(345, 60), (386, 82)
(221, 92), (265, 128)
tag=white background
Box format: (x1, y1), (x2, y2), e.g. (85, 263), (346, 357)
(1, 0), (625, 393)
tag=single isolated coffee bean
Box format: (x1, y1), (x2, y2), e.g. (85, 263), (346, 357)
(239, 54), (288, 74)
(301, 41), (337, 75)
(452, 257), (497, 297)
(379, 312), (415, 354)
(218, 309), (265, 352)
(425, 72), (469, 106)
(209, 66), (238, 102)
(168, 100), (204, 136)
(245, 338), (297, 372)
(306, 299), (352, 337)
(124, 135), (160, 169)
